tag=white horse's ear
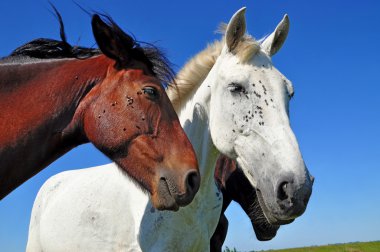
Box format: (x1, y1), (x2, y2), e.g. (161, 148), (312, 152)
(225, 7), (247, 52)
(261, 14), (290, 56)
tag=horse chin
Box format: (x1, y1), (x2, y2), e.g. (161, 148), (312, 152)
(253, 224), (279, 241)
(248, 196), (280, 241)
(245, 188), (280, 241)
(151, 178), (180, 211)
(255, 189), (295, 225)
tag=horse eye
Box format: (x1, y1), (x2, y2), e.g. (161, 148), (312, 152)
(142, 87), (159, 100)
(228, 83), (245, 93)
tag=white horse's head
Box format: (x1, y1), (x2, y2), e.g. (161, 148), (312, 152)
(207, 7), (313, 224)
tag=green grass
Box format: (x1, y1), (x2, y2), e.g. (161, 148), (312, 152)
(259, 241), (380, 252)
(224, 241), (380, 252)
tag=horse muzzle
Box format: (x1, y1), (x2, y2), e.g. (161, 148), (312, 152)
(152, 169), (200, 211)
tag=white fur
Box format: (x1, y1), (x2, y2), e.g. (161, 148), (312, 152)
(27, 8), (307, 251)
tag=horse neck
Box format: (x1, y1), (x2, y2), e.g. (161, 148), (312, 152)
(177, 74), (218, 194)
(0, 55), (109, 199)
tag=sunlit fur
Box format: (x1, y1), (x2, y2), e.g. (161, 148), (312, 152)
(27, 7), (313, 252)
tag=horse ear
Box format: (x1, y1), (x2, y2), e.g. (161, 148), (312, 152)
(261, 14), (290, 57)
(225, 7), (247, 52)
(91, 15), (132, 65)
(214, 155), (238, 188)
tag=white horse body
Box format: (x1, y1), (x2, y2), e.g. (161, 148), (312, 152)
(27, 7), (313, 252)
(28, 163), (219, 251)
(28, 164), (144, 251)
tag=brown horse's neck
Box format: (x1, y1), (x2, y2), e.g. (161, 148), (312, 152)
(0, 55), (110, 199)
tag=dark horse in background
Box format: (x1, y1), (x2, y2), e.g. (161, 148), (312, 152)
(0, 9), (200, 211)
(211, 156), (314, 251)
(211, 155), (281, 252)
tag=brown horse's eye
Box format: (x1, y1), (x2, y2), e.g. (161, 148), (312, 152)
(142, 87), (159, 100)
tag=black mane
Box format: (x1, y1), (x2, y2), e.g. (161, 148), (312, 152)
(2, 10), (175, 86)
(94, 14), (176, 86)
(9, 38), (100, 59)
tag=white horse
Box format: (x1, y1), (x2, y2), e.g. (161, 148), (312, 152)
(27, 7), (313, 251)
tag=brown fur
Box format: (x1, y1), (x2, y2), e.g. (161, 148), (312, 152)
(0, 15), (199, 211)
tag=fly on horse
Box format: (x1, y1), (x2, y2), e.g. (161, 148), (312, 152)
(0, 11), (200, 210)
(27, 7), (313, 251)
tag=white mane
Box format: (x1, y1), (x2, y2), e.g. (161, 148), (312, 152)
(167, 26), (260, 111)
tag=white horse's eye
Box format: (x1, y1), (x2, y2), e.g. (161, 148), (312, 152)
(227, 83), (245, 93)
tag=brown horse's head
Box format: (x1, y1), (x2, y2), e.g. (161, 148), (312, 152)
(66, 15), (199, 211)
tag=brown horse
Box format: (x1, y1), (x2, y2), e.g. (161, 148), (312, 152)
(0, 12), (200, 211)
(211, 155), (280, 252)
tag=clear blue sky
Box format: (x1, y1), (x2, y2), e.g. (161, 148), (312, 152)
(1, 1), (379, 251)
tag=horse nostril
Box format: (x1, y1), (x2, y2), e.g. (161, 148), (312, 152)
(171, 170), (200, 207)
(276, 178), (297, 211)
(185, 170), (200, 194)
(273, 174), (313, 219)
(277, 182), (290, 201)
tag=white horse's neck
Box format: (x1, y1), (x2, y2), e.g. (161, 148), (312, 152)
(145, 75), (222, 250)
(177, 72), (218, 192)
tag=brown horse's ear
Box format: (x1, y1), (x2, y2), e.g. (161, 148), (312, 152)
(91, 14), (133, 66)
